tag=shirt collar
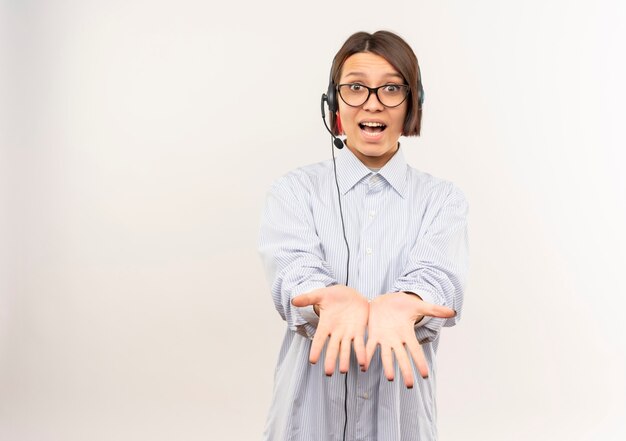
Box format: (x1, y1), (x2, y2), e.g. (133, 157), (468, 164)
(335, 144), (408, 198)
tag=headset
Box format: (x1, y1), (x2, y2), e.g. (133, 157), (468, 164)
(321, 69), (345, 150)
(321, 59), (425, 143)
(319, 56), (425, 441)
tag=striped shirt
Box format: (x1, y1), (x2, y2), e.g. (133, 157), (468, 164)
(259, 146), (469, 441)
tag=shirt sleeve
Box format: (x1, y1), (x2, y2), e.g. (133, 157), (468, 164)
(393, 182), (469, 344)
(258, 174), (337, 339)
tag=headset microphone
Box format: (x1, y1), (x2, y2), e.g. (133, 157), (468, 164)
(321, 93), (344, 149)
(332, 134), (345, 150)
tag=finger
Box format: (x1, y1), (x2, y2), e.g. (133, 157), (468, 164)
(419, 303), (456, 319)
(339, 338), (351, 373)
(291, 292), (323, 308)
(324, 334), (341, 376)
(309, 325), (329, 365)
(405, 336), (429, 378)
(394, 343), (415, 389)
(353, 332), (366, 371)
(380, 345), (395, 381)
(364, 336), (377, 371)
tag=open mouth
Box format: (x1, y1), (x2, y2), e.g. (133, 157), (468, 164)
(359, 121), (387, 134)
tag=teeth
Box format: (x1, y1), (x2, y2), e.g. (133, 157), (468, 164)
(361, 122), (385, 127)
(363, 130), (382, 137)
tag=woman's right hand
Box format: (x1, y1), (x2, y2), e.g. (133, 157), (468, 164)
(292, 285), (369, 376)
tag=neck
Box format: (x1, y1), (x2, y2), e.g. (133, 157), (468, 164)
(345, 140), (400, 169)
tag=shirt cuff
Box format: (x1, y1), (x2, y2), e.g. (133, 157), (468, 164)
(298, 305), (320, 327)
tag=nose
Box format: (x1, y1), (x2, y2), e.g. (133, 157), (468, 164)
(362, 89), (384, 111)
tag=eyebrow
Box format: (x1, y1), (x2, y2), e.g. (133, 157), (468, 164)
(343, 72), (404, 81)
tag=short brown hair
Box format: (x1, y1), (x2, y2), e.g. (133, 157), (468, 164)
(329, 30), (423, 137)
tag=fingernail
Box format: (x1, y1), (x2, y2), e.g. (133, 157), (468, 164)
(326, 373), (332, 377)
(387, 378), (394, 382)
(453, 310), (458, 316)
(407, 385), (413, 389)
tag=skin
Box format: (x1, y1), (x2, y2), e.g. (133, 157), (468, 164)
(292, 285), (369, 375)
(293, 287), (455, 388)
(364, 292), (456, 387)
(336, 52), (408, 168)
(291, 53), (456, 388)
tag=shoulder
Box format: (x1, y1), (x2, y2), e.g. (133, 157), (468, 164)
(269, 158), (334, 196)
(406, 165), (468, 208)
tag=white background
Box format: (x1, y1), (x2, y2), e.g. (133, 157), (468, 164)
(1, 1), (625, 440)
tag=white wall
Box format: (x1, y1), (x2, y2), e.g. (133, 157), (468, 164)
(1, 1), (625, 440)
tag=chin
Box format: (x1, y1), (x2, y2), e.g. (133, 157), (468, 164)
(357, 140), (394, 154)
(357, 148), (393, 163)
(361, 147), (387, 157)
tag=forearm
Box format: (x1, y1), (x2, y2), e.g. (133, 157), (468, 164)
(393, 184), (469, 342)
(259, 179), (340, 337)
(264, 254), (336, 336)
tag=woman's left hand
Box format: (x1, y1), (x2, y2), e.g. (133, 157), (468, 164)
(364, 292), (455, 388)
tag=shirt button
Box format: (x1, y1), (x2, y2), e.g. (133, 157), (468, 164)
(362, 392), (369, 399)
(369, 210), (376, 218)
(366, 247), (373, 255)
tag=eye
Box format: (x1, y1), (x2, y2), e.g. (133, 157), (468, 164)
(383, 84), (402, 93)
(349, 83), (365, 92)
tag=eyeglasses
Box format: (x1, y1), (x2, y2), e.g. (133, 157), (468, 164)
(337, 83), (410, 108)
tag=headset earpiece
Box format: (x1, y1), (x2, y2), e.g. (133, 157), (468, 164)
(326, 72), (338, 114)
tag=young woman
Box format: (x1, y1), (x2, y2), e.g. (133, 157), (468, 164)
(259, 30), (469, 441)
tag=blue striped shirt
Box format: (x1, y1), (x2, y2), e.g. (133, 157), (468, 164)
(259, 146), (469, 441)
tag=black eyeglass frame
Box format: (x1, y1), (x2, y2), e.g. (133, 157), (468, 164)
(337, 83), (411, 108)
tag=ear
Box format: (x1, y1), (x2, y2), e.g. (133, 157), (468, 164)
(336, 112), (343, 135)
